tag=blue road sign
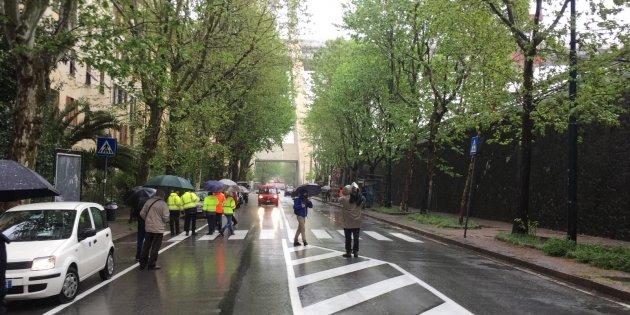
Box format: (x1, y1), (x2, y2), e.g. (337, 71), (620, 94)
(470, 136), (479, 156)
(96, 137), (117, 157)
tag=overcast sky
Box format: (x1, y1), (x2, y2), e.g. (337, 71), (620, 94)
(299, 0), (629, 44)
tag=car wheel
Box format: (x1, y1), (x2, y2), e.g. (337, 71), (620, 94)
(99, 250), (115, 280)
(58, 267), (79, 303)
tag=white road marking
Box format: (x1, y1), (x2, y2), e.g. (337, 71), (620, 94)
(389, 232), (424, 243)
(336, 230), (362, 240)
(421, 301), (470, 314)
(228, 229), (248, 240)
(287, 245), (317, 253)
(44, 224), (208, 315)
(282, 239), (304, 315)
(364, 231), (393, 241)
(291, 252), (340, 265)
(167, 232), (190, 242)
(197, 232), (219, 241)
(260, 229), (275, 239)
(302, 275), (416, 315)
(311, 229), (332, 239)
(294, 259), (385, 287)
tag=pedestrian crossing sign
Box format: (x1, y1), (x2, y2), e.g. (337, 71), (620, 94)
(96, 137), (117, 157)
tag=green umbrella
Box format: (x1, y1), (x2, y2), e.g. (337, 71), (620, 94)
(145, 175), (195, 191)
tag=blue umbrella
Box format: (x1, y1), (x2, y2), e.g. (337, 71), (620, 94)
(202, 180), (224, 193)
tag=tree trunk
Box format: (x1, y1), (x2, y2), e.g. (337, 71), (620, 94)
(8, 57), (48, 169)
(513, 50), (535, 234)
(135, 101), (163, 184)
(399, 149), (415, 211)
(423, 102), (445, 212)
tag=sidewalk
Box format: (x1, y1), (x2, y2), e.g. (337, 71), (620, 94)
(107, 206), (137, 241)
(314, 197), (630, 302)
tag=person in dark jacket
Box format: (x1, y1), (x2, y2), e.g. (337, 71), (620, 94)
(130, 195), (150, 262)
(293, 190), (313, 246)
(0, 233), (9, 314)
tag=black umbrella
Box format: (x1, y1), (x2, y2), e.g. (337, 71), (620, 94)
(296, 183), (322, 197)
(124, 186), (156, 210)
(0, 159), (60, 202)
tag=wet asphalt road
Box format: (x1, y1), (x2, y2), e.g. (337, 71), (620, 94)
(6, 195), (629, 315)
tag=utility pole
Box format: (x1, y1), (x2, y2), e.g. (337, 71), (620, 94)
(567, 0), (578, 242)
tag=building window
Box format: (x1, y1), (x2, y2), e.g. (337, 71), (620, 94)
(65, 97), (79, 126)
(113, 84), (126, 105)
(99, 71), (105, 94)
(69, 59), (76, 77)
(85, 65), (92, 86)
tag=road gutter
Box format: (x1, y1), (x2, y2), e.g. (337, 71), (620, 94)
(313, 197), (630, 304)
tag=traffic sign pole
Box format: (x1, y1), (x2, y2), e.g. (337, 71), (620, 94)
(103, 156), (108, 204)
(464, 135), (480, 238)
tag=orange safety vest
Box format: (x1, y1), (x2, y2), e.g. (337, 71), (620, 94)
(214, 192), (225, 214)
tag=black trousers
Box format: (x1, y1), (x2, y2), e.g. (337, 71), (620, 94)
(205, 212), (216, 234)
(139, 232), (163, 268)
(169, 211), (181, 235)
(215, 213), (223, 234)
(184, 208), (197, 234)
(344, 228), (360, 254)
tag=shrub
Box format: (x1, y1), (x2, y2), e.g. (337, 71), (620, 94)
(567, 244), (630, 273)
(407, 213), (480, 229)
(542, 238), (576, 257)
(496, 232), (543, 249)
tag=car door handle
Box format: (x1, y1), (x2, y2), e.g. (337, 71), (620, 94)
(93, 239), (98, 244)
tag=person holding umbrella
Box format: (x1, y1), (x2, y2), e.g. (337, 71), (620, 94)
(339, 183), (364, 258)
(202, 190), (224, 235)
(139, 188), (170, 270)
(220, 191), (237, 236)
(293, 189), (313, 246)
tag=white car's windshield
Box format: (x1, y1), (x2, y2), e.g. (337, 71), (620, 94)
(0, 210), (75, 241)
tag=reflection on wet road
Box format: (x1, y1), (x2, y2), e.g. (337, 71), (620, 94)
(6, 196), (630, 315)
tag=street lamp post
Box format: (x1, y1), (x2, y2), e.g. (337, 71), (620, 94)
(567, 0), (578, 242)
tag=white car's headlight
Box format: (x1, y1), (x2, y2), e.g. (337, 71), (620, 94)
(31, 256), (56, 271)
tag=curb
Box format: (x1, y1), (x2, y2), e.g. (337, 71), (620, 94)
(313, 198), (630, 303)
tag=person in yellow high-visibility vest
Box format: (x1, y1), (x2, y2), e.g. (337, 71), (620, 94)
(220, 193), (236, 236)
(203, 192), (224, 235)
(181, 191), (200, 236)
(167, 191), (183, 235)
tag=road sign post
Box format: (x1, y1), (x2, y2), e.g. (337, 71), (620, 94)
(464, 136), (480, 238)
(96, 137), (117, 203)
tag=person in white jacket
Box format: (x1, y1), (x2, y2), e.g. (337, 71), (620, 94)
(139, 189), (170, 270)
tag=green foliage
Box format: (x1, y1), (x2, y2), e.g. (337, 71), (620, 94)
(372, 207), (403, 215)
(496, 232), (544, 249)
(499, 234), (630, 273)
(407, 213), (480, 229)
(541, 238), (577, 257)
(567, 244), (630, 273)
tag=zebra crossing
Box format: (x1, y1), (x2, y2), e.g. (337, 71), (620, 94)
(282, 240), (472, 315)
(172, 228), (424, 243)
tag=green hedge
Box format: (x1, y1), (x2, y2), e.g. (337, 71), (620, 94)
(497, 233), (630, 273)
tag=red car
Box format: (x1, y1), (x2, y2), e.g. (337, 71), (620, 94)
(257, 185), (279, 206)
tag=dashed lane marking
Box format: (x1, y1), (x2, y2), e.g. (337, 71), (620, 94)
(311, 229), (332, 239)
(302, 275), (416, 315)
(294, 259), (385, 287)
(291, 252), (341, 266)
(389, 232), (424, 243)
(364, 231), (393, 241)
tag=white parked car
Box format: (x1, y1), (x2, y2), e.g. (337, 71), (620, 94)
(0, 202), (115, 303)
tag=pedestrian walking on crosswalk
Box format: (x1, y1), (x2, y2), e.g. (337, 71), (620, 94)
(339, 183), (364, 258)
(293, 189), (313, 246)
